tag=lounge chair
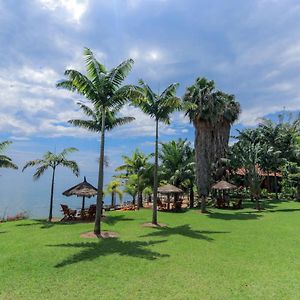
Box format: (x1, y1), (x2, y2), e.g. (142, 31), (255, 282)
(60, 204), (77, 221)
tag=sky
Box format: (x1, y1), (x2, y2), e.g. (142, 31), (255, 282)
(0, 0), (300, 217)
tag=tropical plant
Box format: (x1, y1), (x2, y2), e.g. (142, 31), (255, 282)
(0, 141), (18, 170)
(159, 139), (195, 207)
(134, 80), (181, 224)
(57, 47), (139, 235)
(22, 148), (79, 221)
(230, 129), (264, 209)
(106, 180), (123, 207)
(183, 77), (240, 212)
(115, 149), (151, 208)
(123, 174), (138, 203)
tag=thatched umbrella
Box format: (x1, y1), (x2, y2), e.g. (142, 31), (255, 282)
(211, 180), (237, 190)
(211, 180), (237, 208)
(158, 184), (183, 210)
(62, 177), (97, 210)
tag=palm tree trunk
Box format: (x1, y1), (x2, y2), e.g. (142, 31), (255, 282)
(152, 119), (159, 224)
(49, 167), (56, 222)
(94, 106), (106, 235)
(274, 172), (278, 200)
(111, 192), (115, 207)
(194, 119), (231, 213)
(189, 184), (194, 208)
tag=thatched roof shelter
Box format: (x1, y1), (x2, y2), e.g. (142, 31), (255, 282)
(211, 180), (237, 190)
(62, 177), (97, 210)
(158, 184), (183, 194)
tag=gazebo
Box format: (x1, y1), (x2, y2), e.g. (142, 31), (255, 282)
(62, 177), (97, 210)
(158, 184), (183, 210)
(211, 180), (237, 208)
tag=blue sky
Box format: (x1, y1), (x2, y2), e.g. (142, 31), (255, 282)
(0, 0), (300, 217)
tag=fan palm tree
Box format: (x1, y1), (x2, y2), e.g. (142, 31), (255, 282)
(0, 141), (18, 170)
(134, 80), (181, 224)
(57, 47), (140, 235)
(106, 180), (123, 207)
(183, 77), (240, 212)
(22, 148), (80, 221)
(115, 149), (151, 208)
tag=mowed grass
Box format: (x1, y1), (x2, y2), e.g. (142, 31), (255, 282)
(1, 200), (300, 300)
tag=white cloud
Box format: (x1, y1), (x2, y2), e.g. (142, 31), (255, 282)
(39, 0), (89, 23)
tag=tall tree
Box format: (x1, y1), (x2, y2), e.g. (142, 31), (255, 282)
(115, 149), (151, 208)
(0, 141), (18, 170)
(183, 77), (240, 212)
(22, 148), (79, 221)
(57, 47), (139, 236)
(134, 80), (181, 224)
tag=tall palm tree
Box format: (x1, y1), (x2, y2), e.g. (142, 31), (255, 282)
(0, 141), (18, 170)
(159, 139), (195, 207)
(134, 80), (181, 224)
(57, 47), (139, 235)
(106, 180), (123, 207)
(22, 148), (79, 221)
(115, 149), (151, 208)
(183, 77), (240, 212)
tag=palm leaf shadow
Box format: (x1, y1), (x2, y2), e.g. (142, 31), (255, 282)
(49, 239), (169, 268)
(141, 224), (229, 241)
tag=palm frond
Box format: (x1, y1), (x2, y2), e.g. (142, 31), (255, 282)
(33, 164), (50, 180)
(22, 159), (45, 172)
(59, 160), (80, 177)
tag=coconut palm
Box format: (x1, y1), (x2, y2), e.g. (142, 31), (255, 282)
(159, 139), (195, 207)
(22, 148), (79, 221)
(106, 180), (123, 207)
(183, 77), (240, 212)
(0, 141), (18, 170)
(57, 47), (140, 235)
(134, 80), (181, 224)
(115, 149), (151, 208)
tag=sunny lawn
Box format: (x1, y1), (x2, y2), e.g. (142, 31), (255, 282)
(1, 200), (300, 300)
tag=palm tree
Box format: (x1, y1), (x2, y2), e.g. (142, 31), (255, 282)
(106, 180), (123, 207)
(69, 101), (134, 132)
(0, 141), (18, 170)
(22, 148), (79, 221)
(159, 139), (195, 207)
(134, 80), (181, 224)
(230, 129), (264, 209)
(183, 77), (240, 212)
(57, 47), (139, 235)
(115, 149), (151, 208)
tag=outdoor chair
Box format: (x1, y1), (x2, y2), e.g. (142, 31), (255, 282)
(232, 199), (242, 209)
(87, 204), (96, 219)
(60, 204), (77, 221)
(157, 198), (167, 210)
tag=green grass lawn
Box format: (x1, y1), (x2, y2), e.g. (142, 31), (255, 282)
(1, 200), (300, 300)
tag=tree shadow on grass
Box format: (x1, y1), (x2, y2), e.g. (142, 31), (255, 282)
(0, 231), (7, 234)
(207, 212), (263, 221)
(269, 208), (300, 213)
(16, 219), (79, 229)
(141, 224), (229, 241)
(102, 214), (134, 226)
(49, 239), (169, 268)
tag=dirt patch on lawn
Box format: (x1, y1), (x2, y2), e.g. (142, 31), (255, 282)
(80, 231), (119, 239)
(141, 222), (167, 228)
